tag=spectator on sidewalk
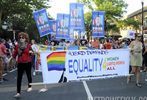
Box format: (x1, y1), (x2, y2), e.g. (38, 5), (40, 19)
(13, 32), (33, 98)
(0, 39), (7, 83)
(127, 34), (143, 87)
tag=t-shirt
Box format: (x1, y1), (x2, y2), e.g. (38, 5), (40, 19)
(0, 43), (7, 57)
(104, 43), (112, 49)
(91, 41), (99, 49)
(31, 44), (39, 53)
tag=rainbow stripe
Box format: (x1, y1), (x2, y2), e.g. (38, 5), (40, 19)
(47, 51), (66, 71)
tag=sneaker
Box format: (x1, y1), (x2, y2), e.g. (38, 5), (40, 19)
(3, 78), (8, 81)
(14, 93), (21, 98)
(33, 71), (36, 76)
(136, 83), (142, 88)
(143, 69), (147, 72)
(27, 87), (32, 92)
(0, 79), (3, 83)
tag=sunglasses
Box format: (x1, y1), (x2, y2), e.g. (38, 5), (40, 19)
(19, 36), (25, 39)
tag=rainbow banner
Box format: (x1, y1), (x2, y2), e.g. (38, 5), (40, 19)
(41, 49), (130, 84)
(47, 51), (66, 71)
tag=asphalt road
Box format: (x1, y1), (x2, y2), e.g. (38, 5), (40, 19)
(0, 69), (147, 100)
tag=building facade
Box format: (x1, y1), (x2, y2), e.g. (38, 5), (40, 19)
(127, 6), (147, 34)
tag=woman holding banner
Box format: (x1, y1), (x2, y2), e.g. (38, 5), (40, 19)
(127, 34), (143, 87)
(13, 32), (33, 98)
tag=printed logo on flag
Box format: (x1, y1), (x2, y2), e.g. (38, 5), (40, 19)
(129, 32), (133, 36)
(127, 30), (135, 39)
(92, 11), (105, 37)
(47, 51), (66, 71)
(33, 9), (51, 37)
(69, 3), (85, 32)
(56, 14), (70, 39)
(49, 20), (56, 33)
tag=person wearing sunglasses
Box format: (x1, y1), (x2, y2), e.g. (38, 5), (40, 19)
(13, 32), (33, 98)
(127, 34), (143, 87)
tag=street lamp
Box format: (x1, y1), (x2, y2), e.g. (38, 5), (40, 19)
(144, 18), (147, 34)
(141, 0), (144, 35)
(141, 0), (144, 45)
(1, 22), (8, 38)
(2, 22), (8, 30)
(2, 22), (15, 40)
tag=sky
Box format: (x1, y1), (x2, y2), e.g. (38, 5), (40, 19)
(47, 0), (77, 18)
(124, 0), (147, 15)
(47, 0), (147, 19)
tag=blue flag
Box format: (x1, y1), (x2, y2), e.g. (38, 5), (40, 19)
(92, 11), (105, 37)
(56, 14), (70, 39)
(49, 20), (56, 33)
(69, 3), (85, 32)
(33, 9), (51, 37)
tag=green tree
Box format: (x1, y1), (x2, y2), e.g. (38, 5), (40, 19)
(84, 12), (92, 41)
(124, 18), (140, 31)
(77, 0), (128, 35)
(0, 0), (50, 40)
(117, 18), (141, 31)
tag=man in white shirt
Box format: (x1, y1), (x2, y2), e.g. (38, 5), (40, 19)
(31, 39), (39, 75)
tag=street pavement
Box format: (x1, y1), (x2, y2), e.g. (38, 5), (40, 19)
(0, 69), (147, 100)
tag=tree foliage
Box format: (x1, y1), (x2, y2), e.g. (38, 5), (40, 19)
(77, 0), (128, 34)
(117, 18), (141, 31)
(0, 0), (50, 40)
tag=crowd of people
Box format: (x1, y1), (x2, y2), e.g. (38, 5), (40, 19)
(0, 32), (147, 98)
(43, 36), (131, 50)
(0, 38), (16, 83)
